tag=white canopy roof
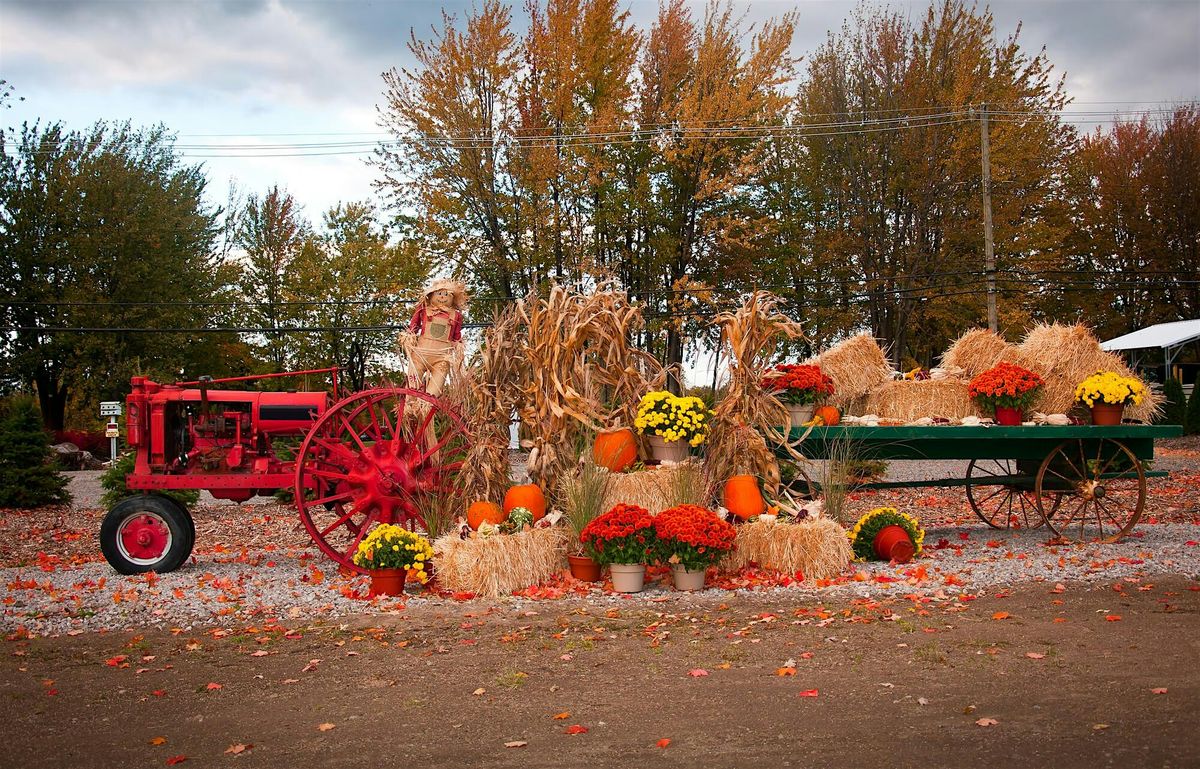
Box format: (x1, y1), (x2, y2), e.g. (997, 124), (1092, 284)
(1101, 319), (1200, 352)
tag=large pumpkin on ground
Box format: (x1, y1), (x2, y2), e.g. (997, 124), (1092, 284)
(467, 501), (506, 530)
(593, 428), (638, 472)
(814, 405), (841, 426)
(503, 484), (546, 521)
(723, 474), (765, 520)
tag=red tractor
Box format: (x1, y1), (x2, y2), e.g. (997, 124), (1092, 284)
(100, 368), (470, 575)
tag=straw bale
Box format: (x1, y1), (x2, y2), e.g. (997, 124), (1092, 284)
(721, 518), (851, 580)
(940, 328), (1040, 380)
(433, 527), (571, 599)
(601, 461), (706, 514)
(805, 333), (895, 410)
(863, 379), (983, 422)
(1019, 322), (1163, 422)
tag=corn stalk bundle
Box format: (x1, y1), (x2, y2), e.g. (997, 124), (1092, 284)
(1018, 322), (1163, 422)
(721, 517), (851, 580)
(708, 292), (806, 494)
(456, 304), (528, 504)
(517, 284), (665, 495)
(432, 527), (571, 599)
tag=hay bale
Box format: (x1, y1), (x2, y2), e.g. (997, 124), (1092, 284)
(722, 518), (851, 580)
(433, 527), (570, 599)
(805, 333), (895, 411)
(600, 461), (707, 514)
(940, 328), (1039, 380)
(1019, 323), (1163, 422)
(863, 379), (983, 422)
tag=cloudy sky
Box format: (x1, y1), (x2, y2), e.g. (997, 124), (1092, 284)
(2, 0), (1198, 220)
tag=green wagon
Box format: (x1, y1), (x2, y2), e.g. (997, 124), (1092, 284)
(782, 424), (1184, 543)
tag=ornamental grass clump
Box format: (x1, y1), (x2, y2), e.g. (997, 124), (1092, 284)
(352, 525), (434, 583)
(579, 503), (656, 565)
(1074, 371), (1147, 407)
(967, 362), (1044, 415)
(635, 391), (711, 447)
(760, 364), (835, 405)
(653, 504), (737, 571)
(848, 507), (924, 561)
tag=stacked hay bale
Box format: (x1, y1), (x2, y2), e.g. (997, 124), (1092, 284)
(432, 527), (571, 599)
(805, 333), (895, 414)
(1017, 322), (1162, 422)
(721, 518), (851, 580)
(940, 328), (1039, 380)
(863, 379), (982, 422)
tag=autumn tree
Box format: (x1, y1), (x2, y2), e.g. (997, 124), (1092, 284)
(0, 121), (225, 429)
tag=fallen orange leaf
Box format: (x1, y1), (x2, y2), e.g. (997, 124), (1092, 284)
(552, 712), (570, 720)
(975, 718), (998, 727)
(224, 744), (251, 755)
(775, 667), (797, 677)
(1024, 653), (1045, 660)
(687, 669), (709, 677)
(504, 741), (528, 748)
(165, 756), (187, 766)
(205, 682), (222, 691)
(317, 723), (336, 732)
(1151, 687), (1168, 694)
(149, 737), (167, 746)
(798, 689), (819, 698)
(992, 612), (1010, 620)
(1105, 615), (1122, 622)
(657, 738), (671, 749)
(564, 724), (588, 735)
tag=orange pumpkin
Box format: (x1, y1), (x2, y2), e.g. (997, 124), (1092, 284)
(593, 428), (637, 472)
(814, 405), (841, 426)
(467, 501), (506, 530)
(503, 484), (546, 521)
(723, 474), (765, 520)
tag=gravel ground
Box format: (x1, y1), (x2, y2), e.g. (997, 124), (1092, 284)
(4, 522), (1197, 638)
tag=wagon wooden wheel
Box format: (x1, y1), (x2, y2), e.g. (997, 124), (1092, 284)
(293, 387), (470, 573)
(965, 459), (1061, 530)
(1034, 438), (1146, 543)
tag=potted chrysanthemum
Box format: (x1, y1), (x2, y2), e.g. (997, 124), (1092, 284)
(352, 524), (434, 596)
(848, 507), (924, 563)
(635, 391), (712, 462)
(968, 362), (1044, 425)
(1074, 371), (1147, 425)
(760, 364), (835, 426)
(579, 503), (657, 593)
(653, 504), (737, 590)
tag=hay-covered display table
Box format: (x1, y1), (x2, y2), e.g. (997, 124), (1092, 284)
(785, 424), (1183, 543)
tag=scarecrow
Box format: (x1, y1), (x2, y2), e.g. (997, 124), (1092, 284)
(402, 278), (468, 397)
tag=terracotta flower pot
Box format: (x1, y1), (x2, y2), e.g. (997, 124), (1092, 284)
(994, 406), (1023, 426)
(648, 435), (689, 463)
(672, 564), (707, 591)
(609, 562), (646, 593)
(567, 553), (602, 582)
(872, 524), (915, 563)
(369, 567), (408, 597)
(1090, 403), (1124, 426)
(788, 403), (815, 427)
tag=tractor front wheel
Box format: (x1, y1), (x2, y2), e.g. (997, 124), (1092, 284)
(100, 495), (195, 574)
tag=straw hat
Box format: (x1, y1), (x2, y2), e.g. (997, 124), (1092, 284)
(422, 278), (468, 309)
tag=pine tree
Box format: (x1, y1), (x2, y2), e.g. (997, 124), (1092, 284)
(0, 396), (71, 507)
(1186, 374), (1200, 435)
(1161, 377), (1188, 426)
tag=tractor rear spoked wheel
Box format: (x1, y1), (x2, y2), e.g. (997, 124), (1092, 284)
(294, 387), (471, 573)
(99, 495), (195, 574)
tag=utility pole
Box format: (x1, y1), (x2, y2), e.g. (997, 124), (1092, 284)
(979, 102), (998, 332)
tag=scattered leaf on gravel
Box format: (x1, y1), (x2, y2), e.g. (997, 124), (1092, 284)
(991, 612), (1010, 620)
(224, 744), (251, 755)
(317, 723), (336, 732)
(1025, 652), (1045, 659)
(798, 689), (819, 698)
(1093, 723), (1109, 731)
(564, 725), (588, 735)
(473, 688), (486, 696)
(1151, 688), (1168, 694)
(1105, 615), (1122, 622)
(149, 737), (167, 746)
(775, 667), (797, 677)
(975, 718), (998, 727)
(205, 682), (222, 691)
(687, 669), (709, 677)
(657, 739), (671, 748)
(552, 712), (570, 720)
(165, 757), (187, 766)
(504, 741), (527, 748)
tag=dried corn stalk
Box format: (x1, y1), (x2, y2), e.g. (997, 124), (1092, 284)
(708, 292), (805, 494)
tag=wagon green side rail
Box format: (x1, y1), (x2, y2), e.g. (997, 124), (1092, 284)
(778, 424), (1184, 543)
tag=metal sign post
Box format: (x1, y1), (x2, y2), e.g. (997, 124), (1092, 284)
(100, 401), (122, 464)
